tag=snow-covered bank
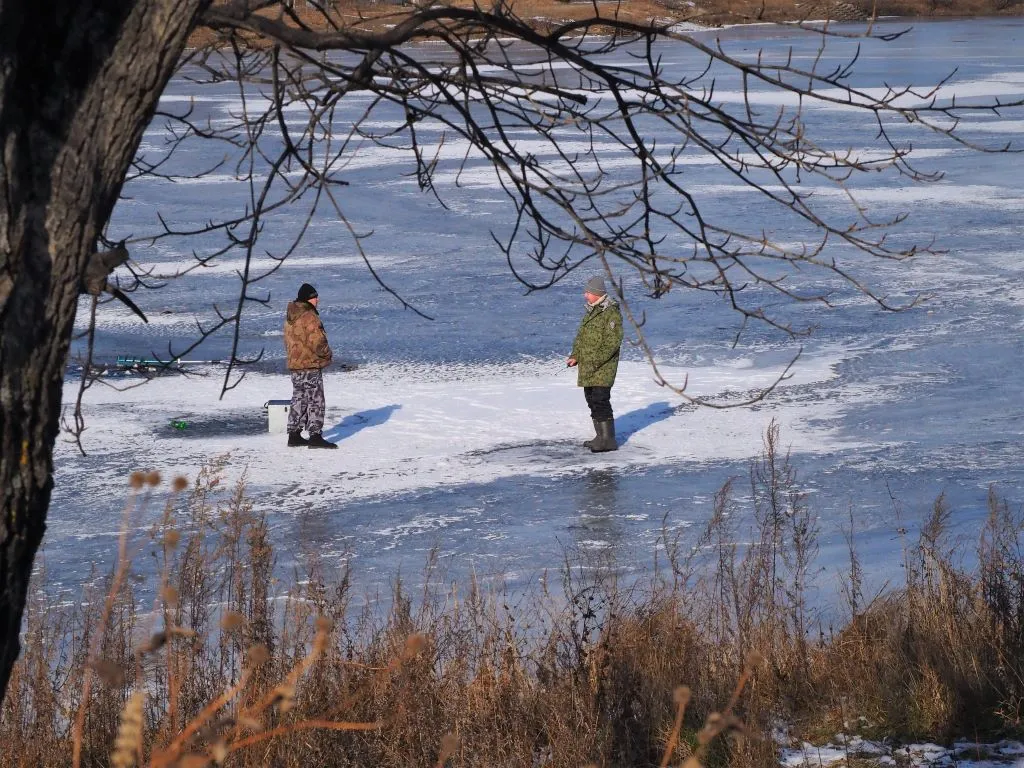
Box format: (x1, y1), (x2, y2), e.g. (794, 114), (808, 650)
(780, 736), (1024, 767)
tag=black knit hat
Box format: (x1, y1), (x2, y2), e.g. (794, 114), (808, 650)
(297, 283), (318, 302)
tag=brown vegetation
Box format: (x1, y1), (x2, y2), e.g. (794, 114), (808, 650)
(2, 423), (1023, 766)
(189, 0), (1024, 47)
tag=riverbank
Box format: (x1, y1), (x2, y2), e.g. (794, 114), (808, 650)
(191, 0), (1024, 47)
(490, 0), (1023, 27)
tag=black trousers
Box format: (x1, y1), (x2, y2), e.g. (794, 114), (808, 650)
(583, 386), (613, 422)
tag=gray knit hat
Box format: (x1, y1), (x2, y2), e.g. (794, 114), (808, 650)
(585, 276), (607, 296)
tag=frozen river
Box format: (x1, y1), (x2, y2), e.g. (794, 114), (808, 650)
(47, 17), (1024, 604)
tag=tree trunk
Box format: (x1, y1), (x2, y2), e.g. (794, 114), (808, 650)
(0, 0), (206, 707)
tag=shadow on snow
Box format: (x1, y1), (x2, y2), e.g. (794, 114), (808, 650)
(319, 401), (672, 447)
(324, 404), (401, 443)
(616, 401), (678, 446)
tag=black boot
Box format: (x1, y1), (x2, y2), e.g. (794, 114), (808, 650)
(590, 420), (618, 453)
(287, 430), (308, 447)
(307, 432), (338, 449)
(582, 418), (600, 449)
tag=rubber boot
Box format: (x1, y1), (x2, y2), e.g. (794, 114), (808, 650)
(287, 430), (308, 447)
(582, 418), (600, 449)
(589, 420), (618, 453)
(307, 432), (338, 449)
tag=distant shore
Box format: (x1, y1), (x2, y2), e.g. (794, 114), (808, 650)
(189, 0), (1023, 48)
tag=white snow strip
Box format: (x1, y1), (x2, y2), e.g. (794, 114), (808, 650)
(778, 737), (1024, 767)
(53, 352), (883, 513)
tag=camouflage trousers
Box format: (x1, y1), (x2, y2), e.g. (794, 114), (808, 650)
(287, 369), (326, 434)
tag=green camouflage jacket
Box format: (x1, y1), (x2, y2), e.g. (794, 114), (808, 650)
(571, 297), (623, 387)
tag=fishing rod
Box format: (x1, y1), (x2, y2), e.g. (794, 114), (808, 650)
(115, 355), (224, 368)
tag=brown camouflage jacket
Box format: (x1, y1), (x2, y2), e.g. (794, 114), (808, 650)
(284, 301), (333, 371)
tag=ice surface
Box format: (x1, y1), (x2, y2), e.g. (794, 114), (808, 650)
(49, 19), (1024, 603)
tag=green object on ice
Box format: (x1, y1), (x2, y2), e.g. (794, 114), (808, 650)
(171, 419), (188, 430)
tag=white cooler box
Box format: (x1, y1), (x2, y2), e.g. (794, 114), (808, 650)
(264, 399), (292, 434)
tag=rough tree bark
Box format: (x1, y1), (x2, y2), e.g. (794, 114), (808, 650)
(0, 0), (207, 706)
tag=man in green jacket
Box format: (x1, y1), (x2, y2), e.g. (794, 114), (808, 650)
(567, 276), (624, 452)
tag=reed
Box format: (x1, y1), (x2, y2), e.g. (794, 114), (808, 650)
(3, 421), (1022, 766)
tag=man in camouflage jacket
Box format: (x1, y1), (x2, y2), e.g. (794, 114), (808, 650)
(284, 283), (337, 449)
(568, 276), (623, 452)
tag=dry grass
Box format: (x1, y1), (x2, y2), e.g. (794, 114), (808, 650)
(3, 422), (1024, 766)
